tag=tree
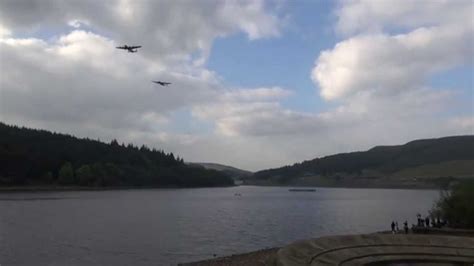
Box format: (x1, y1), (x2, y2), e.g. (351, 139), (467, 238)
(110, 139), (119, 146)
(58, 162), (74, 185)
(76, 165), (93, 186)
(431, 180), (474, 228)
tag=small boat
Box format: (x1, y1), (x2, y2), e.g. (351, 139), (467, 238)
(288, 188), (316, 192)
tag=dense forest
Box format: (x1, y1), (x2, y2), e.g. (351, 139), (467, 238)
(0, 122), (233, 188)
(252, 136), (474, 184)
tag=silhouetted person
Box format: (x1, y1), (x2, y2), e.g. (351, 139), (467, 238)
(395, 221), (399, 232)
(391, 221), (396, 233)
(417, 213), (422, 226)
(425, 217), (430, 227)
(404, 221), (408, 234)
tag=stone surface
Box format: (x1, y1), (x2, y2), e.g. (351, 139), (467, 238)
(179, 247), (278, 266)
(276, 234), (474, 266)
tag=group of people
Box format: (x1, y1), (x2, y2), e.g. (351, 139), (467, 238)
(390, 220), (409, 234)
(416, 213), (446, 228)
(416, 213), (431, 227)
(391, 213), (447, 234)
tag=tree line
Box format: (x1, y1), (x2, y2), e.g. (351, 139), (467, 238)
(0, 122), (233, 188)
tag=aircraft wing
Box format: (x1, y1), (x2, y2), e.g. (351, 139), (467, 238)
(152, 81), (171, 86)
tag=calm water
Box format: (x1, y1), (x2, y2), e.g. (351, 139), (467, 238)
(0, 186), (438, 265)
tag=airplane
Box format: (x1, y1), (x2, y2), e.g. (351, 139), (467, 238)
(152, 81), (172, 86)
(116, 45), (142, 53)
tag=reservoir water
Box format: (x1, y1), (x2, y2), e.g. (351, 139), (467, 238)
(0, 186), (438, 265)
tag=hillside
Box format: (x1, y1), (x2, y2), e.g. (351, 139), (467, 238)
(0, 122), (234, 188)
(188, 162), (252, 179)
(250, 136), (474, 188)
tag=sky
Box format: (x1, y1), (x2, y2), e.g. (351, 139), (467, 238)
(0, 0), (472, 171)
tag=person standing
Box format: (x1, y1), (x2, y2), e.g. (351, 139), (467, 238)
(391, 221), (396, 233)
(404, 221), (409, 234)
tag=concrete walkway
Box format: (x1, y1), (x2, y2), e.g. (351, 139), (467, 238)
(276, 234), (474, 266)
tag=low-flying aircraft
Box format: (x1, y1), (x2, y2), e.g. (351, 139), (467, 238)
(152, 81), (172, 86)
(116, 45), (142, 53)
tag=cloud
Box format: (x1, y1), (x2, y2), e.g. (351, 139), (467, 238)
(0, 30), (216, 133)
(335, 0), (473, 35)
(0, 0), (282, 133)
(67, 19), (90, 29)
(222, 87), (292, 101)
(194, 101), (323, 137)
(450, 117), (474, 132)
(323, 0), (473, 102)
(192, 86), (322, 137)
(0, 0), (281, 65)
(312, 24), (472, 100)
(0, 24), (10, 37)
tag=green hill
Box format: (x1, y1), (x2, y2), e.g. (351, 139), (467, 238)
(0, 122), (233, 188)
(188, 162), (252, 180)
(250, 136), (474, 188)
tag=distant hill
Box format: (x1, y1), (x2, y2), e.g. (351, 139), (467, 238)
(250, 136), (474, 188)
(188, 162), (252, 180)
(0, 122), (234, 188)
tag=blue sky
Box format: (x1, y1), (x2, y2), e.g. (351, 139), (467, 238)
(209, 1), (473, 116)
(208, 1), (338, 113)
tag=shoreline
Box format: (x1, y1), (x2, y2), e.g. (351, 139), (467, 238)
(0, 184), (440, 192)
(0, 185), (236, 192)
(178, 247), (279, 266)
(242, 183), (442, 190)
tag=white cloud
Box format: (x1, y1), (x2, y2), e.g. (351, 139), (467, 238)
(312, 24), (472, 101)
(0, 0), (281, 65)
(192, 86), (319, 137)
(67, 19), (90, 29)
(335, 0), (473, 35)
(0, 29), (216, 132)
(222, 87), (291, 101)
(0, 24), (10, 37)
(0, 0), (283, 131)
(218, 0), (280, 40)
